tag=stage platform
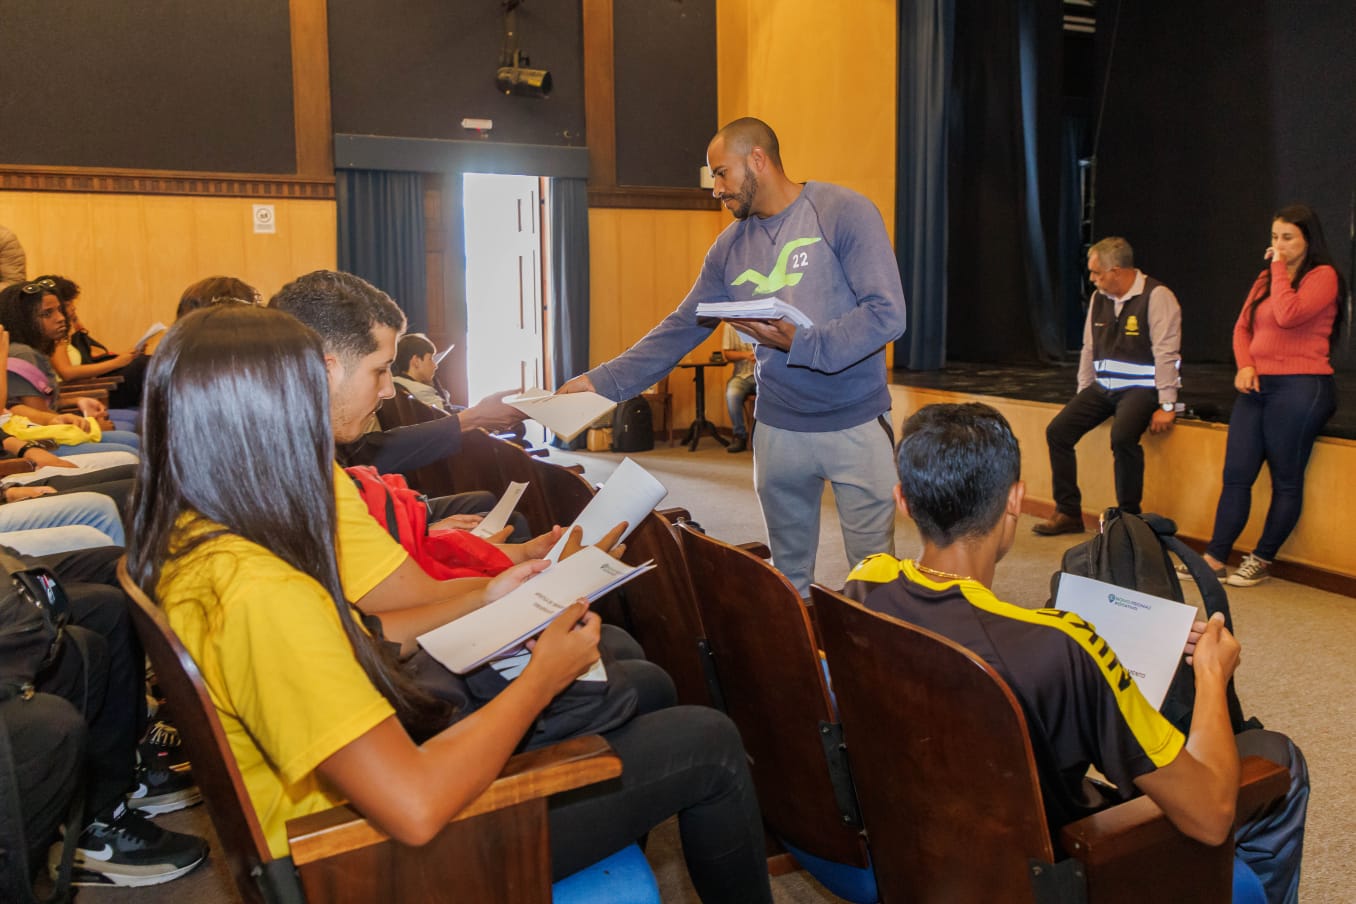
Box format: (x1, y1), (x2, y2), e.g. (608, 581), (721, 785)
(884, 362), (1356, 594)
(889, 362), (1356, 440)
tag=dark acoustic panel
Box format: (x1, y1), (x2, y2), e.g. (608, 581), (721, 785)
(613, 0), (717, 189)
(329, 0), (585, 148)
(0, 0), (296, 173)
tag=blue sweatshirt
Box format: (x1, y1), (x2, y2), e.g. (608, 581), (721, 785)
(587, 182), (908, 433)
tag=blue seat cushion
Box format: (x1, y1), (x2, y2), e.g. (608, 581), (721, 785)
(1232, 857), (1266, 904)
(782, 839), (878, 904)
(552, 843), (660, 904)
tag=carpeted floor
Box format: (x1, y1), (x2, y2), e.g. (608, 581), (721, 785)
(76, 438), (1352, 903)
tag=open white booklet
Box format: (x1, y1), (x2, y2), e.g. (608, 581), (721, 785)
(505, 387), (616, 442)
(0, 450), (140, 486)
(416, 546), (655, 674)
(544, 457), (667, 562)
(1053, 573), (1198, 710)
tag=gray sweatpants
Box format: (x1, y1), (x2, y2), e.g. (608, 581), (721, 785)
(752, 416), (898, 597)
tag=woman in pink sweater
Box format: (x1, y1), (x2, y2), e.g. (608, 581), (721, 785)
(1196, 204), (1345, 587)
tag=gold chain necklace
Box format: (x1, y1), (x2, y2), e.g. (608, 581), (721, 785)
(915, 562), (974, 583)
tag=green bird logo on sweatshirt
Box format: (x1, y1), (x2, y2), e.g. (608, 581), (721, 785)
(731, 237), (822, 295)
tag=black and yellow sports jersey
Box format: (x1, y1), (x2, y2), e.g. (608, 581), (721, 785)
(844, 555), (1185, 832)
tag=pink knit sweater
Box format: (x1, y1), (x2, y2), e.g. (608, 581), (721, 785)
(1232, 260), (1338, 375)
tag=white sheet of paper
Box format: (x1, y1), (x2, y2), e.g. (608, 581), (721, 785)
(434, 344), (455, 365)
(470, 481), (528, 538)
(134, 322), (168, 351)
(1053, 573), (1199, 710)
(505, 387), (616, 442)
(416, 546), (656, 674)
(545, 457), (666, 562)
(0, 450), (140, 486)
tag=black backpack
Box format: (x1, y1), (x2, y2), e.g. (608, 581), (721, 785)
(1049, 508), (1252, 735)
(611, 397), (654, 453)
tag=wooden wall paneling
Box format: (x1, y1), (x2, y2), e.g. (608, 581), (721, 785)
(290, 0), (335, 179)
(0, 191), (336, 350)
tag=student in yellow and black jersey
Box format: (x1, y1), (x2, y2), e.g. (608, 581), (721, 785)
(844, 402), (1308, 904)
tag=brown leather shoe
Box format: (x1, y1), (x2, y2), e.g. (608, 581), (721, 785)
(1032, 512), (1086, 536)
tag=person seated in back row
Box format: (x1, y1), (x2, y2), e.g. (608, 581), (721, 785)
(846, 402), (1308, 904)
(1034, 237), (1181, 535)
(721, 324), (756, 453)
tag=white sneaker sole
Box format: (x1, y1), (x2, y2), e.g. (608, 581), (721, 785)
(127, 786), (203, 816)
(64, 853), (207, 887)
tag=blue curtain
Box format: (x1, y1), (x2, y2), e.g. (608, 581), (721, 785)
(893, 0), (954, 371)
(336, 170), (429, 334)
(549, 178), (590, 388)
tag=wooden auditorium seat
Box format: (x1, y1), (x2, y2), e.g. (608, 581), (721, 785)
(117, 558), (657, 904)
(809, 584), (1291, 904)
(678, 524), (876, 903)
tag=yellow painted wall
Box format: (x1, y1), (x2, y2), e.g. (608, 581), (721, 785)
(889, 386), (1356, 578)
(717, 0), (897, 242)
(0, 192), (336, 349)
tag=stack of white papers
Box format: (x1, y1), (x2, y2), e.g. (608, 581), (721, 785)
(1053, 573), (1198, 710)
(544, 458), (667, 562)
(695, 297), (814, 328)
(416, 546), (656, 674)
(505, 388), (616, 442)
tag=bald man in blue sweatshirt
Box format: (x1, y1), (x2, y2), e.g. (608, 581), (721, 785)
(561, 118), (907, 596)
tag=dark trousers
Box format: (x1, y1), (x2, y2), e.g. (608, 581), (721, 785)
(1206, 375), (1336, 563)
(1046, 385), (1159, 516)
(0, 693), (86, 877)
(548, 705), (773, 904)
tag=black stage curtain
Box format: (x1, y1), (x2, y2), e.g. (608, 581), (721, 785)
(893, 0), (954, 371)
(337, 170), (429, 334)
(549, 178), (590, 388)
(945, 0), (1064, 364)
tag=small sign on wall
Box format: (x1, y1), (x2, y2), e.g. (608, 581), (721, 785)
(252, 204), (276, 234)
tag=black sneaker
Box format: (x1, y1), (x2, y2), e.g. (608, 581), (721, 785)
(53, 802), (208, 887)
(127, 721), (201, 815)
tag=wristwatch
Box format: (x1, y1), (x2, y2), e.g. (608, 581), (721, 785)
(1160, 402), (1175, 413)
(17, 441), (44, 458)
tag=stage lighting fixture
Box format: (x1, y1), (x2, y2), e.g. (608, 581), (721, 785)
(497, 1), (551, 98)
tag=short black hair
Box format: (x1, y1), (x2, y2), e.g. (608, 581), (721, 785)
(715, 117), (783, 169)
(896, 403), (1021, 546)
(394, 333), (436, 377)
(269, 270), (406, 363)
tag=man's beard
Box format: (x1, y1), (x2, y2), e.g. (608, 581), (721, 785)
(725, 171), (759, 220)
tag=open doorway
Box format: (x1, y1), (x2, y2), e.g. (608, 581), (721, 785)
(462, 173), (547, 407)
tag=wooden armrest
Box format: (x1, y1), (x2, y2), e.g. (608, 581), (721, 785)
(0, 459), (36, 477)
(64, 377), (123, 390)
(737, 541), (772, 559)
(58, 389), (109, 405)
(1060, 756), (1288, 904)
(659, 507), (692, 524)
(286, 734), (621, 865)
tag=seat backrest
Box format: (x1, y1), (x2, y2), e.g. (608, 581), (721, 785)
(679, 526), (868, 867)
(116, 557), (273, 904)
(530, 456), (596, 530)
(614, 511), (714, 708)
(371, 390), (460, 498)
(453, 428), (509, 499)
(488, 437), (555, 535)
(811, 584), (1056, 904)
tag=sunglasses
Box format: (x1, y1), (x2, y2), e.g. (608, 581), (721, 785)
(19, 278), (57, 295)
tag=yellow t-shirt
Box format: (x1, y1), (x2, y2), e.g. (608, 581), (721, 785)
(158, 521), (396, 859)
(332, 461), (409, 601)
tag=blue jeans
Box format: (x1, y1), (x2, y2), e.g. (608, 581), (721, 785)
(1206, 375), (1336, 562)
(54, 428), (141, 457)
(725, 373), (757, 438)
(0, 491), (125, 552)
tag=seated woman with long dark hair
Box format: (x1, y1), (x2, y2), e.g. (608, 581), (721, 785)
(125, 305), (772, 903)
(1188, 204), (1345, 588)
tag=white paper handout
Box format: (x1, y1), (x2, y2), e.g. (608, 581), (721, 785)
(470, 481), (528, 538)
(505, 387), (617, 442)
(544, 457), (667, 562)
(1053, 573), (1198, 710)
(695, 297), (814, 329)
(134, 322), (169, 352)
(416, 546), (656, 674)
(0, 450), (140, 486)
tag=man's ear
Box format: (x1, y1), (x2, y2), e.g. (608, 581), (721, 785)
(322, 353), (345, 388)
(892, 483), (911, 519)
(1007, 481), (1025, 517)
(747, 145), (768, 174)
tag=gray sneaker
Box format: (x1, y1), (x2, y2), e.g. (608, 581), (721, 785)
(1227, 554), (1271, 587)
(53, 802), (208, 887)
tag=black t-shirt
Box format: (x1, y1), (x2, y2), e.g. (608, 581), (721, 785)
(844, 555), (1185, 832)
